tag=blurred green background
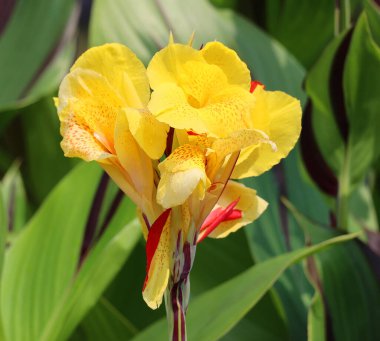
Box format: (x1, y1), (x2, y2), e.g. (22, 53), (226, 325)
(0, 0), (379, 340)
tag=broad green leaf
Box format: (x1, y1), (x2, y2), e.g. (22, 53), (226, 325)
(132, 233), (359, 341)
(286, 200), (380, 340)
(41, 218), (140, 341)
(90, 0), (305, 98)
(264, 0), (335, 69)
(1, 163), (138, 341)
(70, 297), (138, 341)
(1, 162), (29, 234)
(0, 0), (77, 110)
(343, 12), (380, 184)
(1, 163), (100, 341)
(305, 33), (347, 174)
(307, 291), (325, 341)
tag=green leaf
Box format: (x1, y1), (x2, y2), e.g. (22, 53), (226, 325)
(1, 163), (100, 341)
(41, 218), (140, 341)
(264, 0), (335, 69)
(0, 0), (77, 110)
(221, 291), (288, 341)
(1, 163), (139, 341)
(19, 97), (77, 206)
(132, 232), (359, 341)
(343, 12), (380, 184)
(70, 297), (138, 341)
(305, 33), (347, 174)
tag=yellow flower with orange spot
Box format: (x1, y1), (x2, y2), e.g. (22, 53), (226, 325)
(55, 36), (302, 339)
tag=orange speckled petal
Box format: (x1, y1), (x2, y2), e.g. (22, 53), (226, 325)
(199, 86), (254, 137)
(58, 68), (123, 157)
(59, 103), (110, 161)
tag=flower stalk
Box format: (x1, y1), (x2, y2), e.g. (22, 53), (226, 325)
(165, 230), (197, 341)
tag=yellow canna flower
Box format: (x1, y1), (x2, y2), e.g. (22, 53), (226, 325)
(142, 38), (302, 315)
(55, 37), (302, 341)
(55, 43), (168, 219)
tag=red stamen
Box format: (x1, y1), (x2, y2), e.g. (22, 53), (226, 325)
(197, 199), (242, 243)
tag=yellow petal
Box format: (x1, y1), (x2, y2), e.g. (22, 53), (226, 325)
(148, 83), (208, 133)
(179, 60), (228, 107)
(157, 144), (208, 208)
(212, 129), (277, 161)
(232, 87), (302, 178)
(58, 68), (123, 158)
(125, 108), (169, 159)
(143, 210), (171, 309)
(147, 43), (203, 90)
(71, 43), (150, 107)
(207, 181), (267, 238)
(149, 83), (253, 138)
(199, 86), (254, 137)
(201, 41), (251, 89)
(114, 111), (154, 201)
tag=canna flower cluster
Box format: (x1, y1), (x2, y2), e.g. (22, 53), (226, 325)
(55, 36), (301, 338)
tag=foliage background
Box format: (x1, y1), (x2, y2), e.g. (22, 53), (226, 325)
(0, 0), (379, 340)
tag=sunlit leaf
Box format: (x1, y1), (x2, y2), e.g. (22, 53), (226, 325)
(1, 163), (139, 341)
